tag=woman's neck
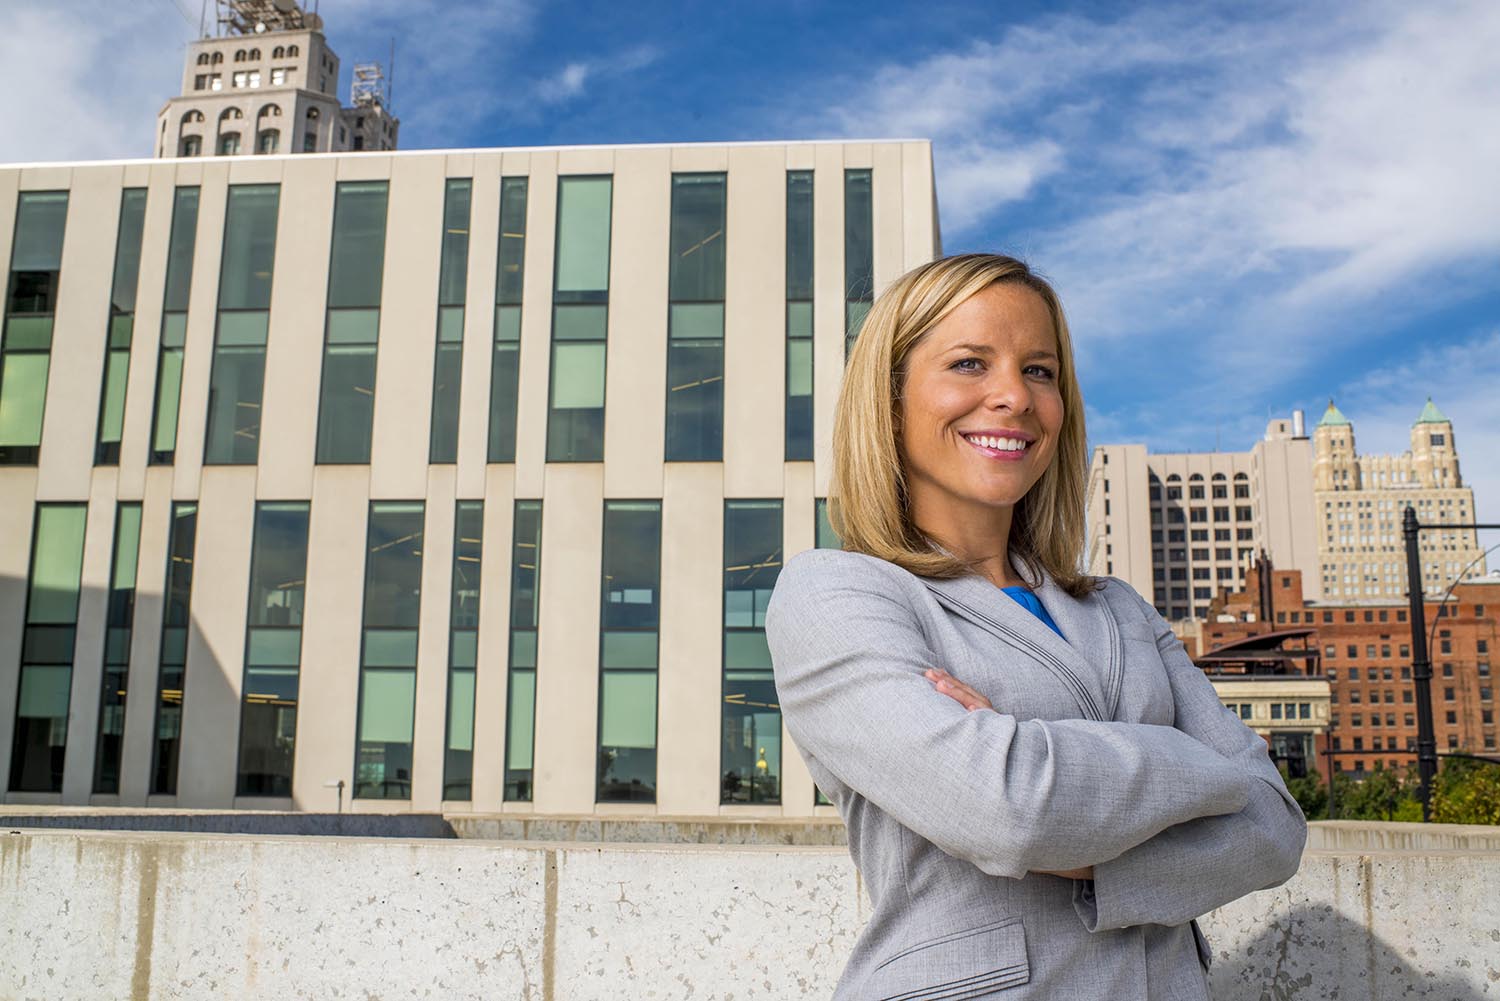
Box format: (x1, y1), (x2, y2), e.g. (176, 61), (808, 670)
(909, 490), (1027, 589)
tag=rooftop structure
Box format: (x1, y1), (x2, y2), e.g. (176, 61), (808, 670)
(155, 0), (398, 159)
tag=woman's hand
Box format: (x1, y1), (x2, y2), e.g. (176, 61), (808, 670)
(925, 667), (992, 712)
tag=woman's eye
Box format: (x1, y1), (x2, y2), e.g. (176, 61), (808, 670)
(952, 358), (982, 372)
(1025, 365), (1056, 379)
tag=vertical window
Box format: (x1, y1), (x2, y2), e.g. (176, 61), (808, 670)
(664, 173), (726, 461)
(814, 497), (842, 551)
(504, 500), (542, 801)
(151, 187), (199, 464)
(8, 504), (87, 792)
(353, 501), (424, 800)
(204, 184), (279, 464)
(96, 189), (147, 465)
(488, 177), (528, 463)
(814, 497), (838, 805)
(722, 500), (783, 804)
(843, 169), (873, 360)
(442, 501), (483, 799)
(596, 501), (660, 801)
(785, 171), (814, 461)
(315, 181), (388, 463)
(1, 191), (69, 465)
(429, 179), (471, 464)
(92, 502), (142, 794)
(546, 176), (611, 462)
(151, 503), (198, 795)
(235, 502), (310, 797)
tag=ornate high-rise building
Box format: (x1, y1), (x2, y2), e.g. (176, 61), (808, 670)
(1313, 399), (1485, 600)
(154, 0), (398, 159)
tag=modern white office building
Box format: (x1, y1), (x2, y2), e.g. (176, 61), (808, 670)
(0, 138), (941, 816)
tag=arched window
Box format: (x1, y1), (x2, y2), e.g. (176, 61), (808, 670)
(234, 49), (247, 62)
(306, 106), (320, 120)
(1166, 473), (1181, 483)
(1188, 473), (1203, 482)
(272, 45), (285, 59)
(257, 130), (280, 155)
(1234, 472), (1248, 481)
(211, 51), (224, 64)
(249, 48), (261, 60)
(182, 109), (205, 125)
(257, 103), (282, 119)
(287, 44), (300, 57)
(197, 52), (211, 65)
(1211, 472), (1226, 481)
(220, 107), (244, 122)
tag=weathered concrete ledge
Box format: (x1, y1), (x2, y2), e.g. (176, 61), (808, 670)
(0, 806), (454, 839)
(8, 807), (1500, 853)
(3, 827), (1498, 1000)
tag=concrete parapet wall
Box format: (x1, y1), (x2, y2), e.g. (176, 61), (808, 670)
(2, 828), (1497, 1000)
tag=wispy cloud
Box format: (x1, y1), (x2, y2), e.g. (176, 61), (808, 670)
(534, 45), (661, 107)
(0, 3), (192, 162)
(804, 0), (1500, 446)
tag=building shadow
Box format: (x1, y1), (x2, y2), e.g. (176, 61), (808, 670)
(1208, 903), (1486, 1000)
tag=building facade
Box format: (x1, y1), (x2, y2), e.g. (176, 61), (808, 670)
(156, 0), (398, 160)
(1086, 412), (1321, 622)
(1188, 564), (1499, 778)
(0, 139), (940, 815)
(1313, 400), (1485, 602)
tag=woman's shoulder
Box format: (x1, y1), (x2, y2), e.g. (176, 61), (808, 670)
(770, 548), (922, 615)
(778, 547), (916, 589)
(1088, 573), (1162, 626)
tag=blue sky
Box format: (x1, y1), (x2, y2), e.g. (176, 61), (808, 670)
(3, 0), (1498, 530)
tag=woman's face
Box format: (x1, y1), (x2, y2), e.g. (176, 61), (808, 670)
(898, 282), (1065, 533)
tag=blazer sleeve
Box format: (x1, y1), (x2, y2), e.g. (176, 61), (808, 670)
(765, 550), (1254, 881)
(1072, 582), (1309, 931)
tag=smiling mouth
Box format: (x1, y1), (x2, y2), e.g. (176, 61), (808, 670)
(961, 433), (1032, 457)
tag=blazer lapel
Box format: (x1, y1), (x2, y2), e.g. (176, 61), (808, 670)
(922, 558), (1123, 722)
(1030, 566), (1125, 721)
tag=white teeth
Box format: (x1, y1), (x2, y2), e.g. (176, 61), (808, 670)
(965, 434), (1028, 452)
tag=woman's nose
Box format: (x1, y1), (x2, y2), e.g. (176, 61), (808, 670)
(982, 366), (1032, 414)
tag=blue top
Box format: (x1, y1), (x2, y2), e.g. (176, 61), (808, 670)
(1001, 585), (1065, 639)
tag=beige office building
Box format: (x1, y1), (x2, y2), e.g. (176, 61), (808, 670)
(1313, 399), (1485, 601)
(1086, 412), (1321, 621)
(0, 138), (940, 816)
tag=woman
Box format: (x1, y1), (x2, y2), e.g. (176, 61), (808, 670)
(764, 253), (1306, 1000)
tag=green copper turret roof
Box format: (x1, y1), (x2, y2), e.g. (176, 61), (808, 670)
(1316, 399), (1351, 428)
(1413, 397), (1448, 425)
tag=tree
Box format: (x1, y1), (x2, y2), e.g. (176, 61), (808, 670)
(1431, 756), (1500, 825)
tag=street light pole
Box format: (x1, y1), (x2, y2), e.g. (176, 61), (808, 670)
(1402, 505), (1438, 821)
(1402, 505), (1500, 821)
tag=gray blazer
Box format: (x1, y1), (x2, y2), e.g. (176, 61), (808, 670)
(765, 548), (1307, 1000)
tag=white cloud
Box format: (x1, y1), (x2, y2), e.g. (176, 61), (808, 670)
(0, 4), (192, 162)
(533, 45), (660, 108)
(806, 0), (1500, 440)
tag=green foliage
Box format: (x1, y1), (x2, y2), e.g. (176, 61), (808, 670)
(1281, 755), (1500, 824)
(1336, 762), (1423, 821)
(1431, 756), (1500, 825)
(1282, 768), (1328, 820)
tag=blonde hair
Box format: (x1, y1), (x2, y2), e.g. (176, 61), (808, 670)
(829, 253), (1099, 598)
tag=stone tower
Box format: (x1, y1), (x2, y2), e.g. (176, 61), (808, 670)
(154, 0), (399, 158)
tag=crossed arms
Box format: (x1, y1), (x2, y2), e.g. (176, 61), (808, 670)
(764, 549), (1306, 927)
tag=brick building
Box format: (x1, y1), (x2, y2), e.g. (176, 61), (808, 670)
(1185, 559), (1499, 781)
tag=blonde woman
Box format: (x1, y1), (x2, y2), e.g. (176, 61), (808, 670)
(765, 254), (1306, 1000)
